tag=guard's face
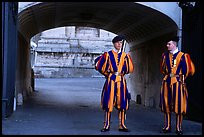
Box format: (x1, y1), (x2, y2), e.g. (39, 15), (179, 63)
(166, 41), (176, 51)
(113, 41), (123, 51)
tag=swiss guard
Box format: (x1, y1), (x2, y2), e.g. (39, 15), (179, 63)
(159, 36), (195, 135)
(95, 35), (134, 132)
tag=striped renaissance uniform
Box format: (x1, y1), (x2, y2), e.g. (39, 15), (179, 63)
(95, 49), (134, 131)
(160, 50), (195, 132)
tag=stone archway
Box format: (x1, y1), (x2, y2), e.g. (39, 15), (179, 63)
(17, 2), (179, 109)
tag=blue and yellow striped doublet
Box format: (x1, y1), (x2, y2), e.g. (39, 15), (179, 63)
(95, 50), (134, 112)
(160, 51), (195, 114)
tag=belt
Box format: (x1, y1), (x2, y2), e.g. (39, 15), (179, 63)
(168, 73), (180, 78)
(113, 72), (123, 76)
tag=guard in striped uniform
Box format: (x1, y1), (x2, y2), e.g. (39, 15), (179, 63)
(95, 35), (134, 132)
(160, 36), (195, 135)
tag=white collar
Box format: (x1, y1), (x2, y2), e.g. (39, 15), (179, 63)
(170, 47), (179, 54)
(113, 48), (120, 53)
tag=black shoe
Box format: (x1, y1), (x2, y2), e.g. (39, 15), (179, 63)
(176, 130), (183, 135)
(161, 128), (171, 133)
(101, 127), (110, 132)
(119, 128), (130, 132)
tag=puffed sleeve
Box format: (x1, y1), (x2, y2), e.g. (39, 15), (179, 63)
(160, 52), (167, 75)
(182, 53), (195, 77)
(94, 52), (109, 76)
(122, 53), (134, 74)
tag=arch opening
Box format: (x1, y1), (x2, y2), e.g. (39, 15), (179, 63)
(17, 2), (178, 110)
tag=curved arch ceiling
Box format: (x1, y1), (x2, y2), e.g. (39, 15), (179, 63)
(18, 2), (178, 45)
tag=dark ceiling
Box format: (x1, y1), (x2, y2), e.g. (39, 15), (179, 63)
(18, 2), (178, 45)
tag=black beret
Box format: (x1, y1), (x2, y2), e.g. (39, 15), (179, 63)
(168, 36), (179, 42)
(112, 35), (125, 43)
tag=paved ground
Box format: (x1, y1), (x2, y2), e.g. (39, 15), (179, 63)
(2, 78), (202, 135)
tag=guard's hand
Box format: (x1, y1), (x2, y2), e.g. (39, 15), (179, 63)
(127, 53), (131, 56)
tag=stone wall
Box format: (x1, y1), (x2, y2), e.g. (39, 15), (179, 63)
(32, 26), (116, 78)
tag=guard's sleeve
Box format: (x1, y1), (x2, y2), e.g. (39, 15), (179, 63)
(94, 52), (109, 76)
(182, 53), (195, 77)
(122, 54), (134, 74)
(160, 53), (167, 75)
